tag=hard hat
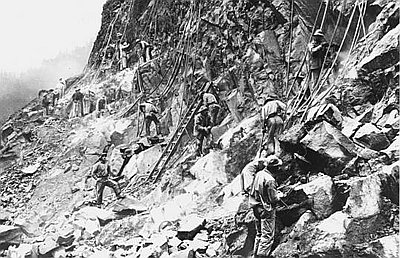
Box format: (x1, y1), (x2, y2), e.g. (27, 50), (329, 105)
(313, 29), (324, 37)
(265, 155), (283, 167)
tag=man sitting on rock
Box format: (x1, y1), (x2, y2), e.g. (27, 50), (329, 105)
(260, 94), (286, 156)
(139, 101), (161, 136)
(194, 105), (212, 156)
(248, 155), (283, 258)
(89, 154), (124, 205)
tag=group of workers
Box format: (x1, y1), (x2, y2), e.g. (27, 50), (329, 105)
(39, 78), (65, 115)
(50, 27), (337, 257)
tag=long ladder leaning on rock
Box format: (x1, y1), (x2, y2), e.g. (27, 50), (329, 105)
(145, 82), (210, 184)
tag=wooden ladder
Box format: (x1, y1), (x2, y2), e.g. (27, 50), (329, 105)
(146, 82), (209, 183)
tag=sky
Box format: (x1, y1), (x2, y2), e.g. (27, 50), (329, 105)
(0, 0), (107, 74)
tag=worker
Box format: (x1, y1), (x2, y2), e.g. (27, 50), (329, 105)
(135, 39), (152, 63)
(42, 92), (51, 116)
(306, 96), (343, 129)
(202, 91), (221, 126)
(308, 29), (328, 90)
(117, 147), (133, 177)
(56, 78), (66, 98)
(249, 155), (283, 258)
(260, 95), (286, 156)
(240, 158), (268, 196)
(47, 89), (55, 107)
(89, 154), (124, 205)
(96, 96), (107, 118)
(194, 105), (212, 156)
(119, 41), (130, 70)
(71, 89), (84, 118)
(139, 101), (161, 136)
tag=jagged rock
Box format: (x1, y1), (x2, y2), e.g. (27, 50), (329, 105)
(0, 225), (23, 247)
(123, 144), (163, 179)
(189, 151), (228, 185)
(217, 115), (258, 149)
(206, 242), (222, 257)
(168, 249), (195, 258)
(225, 224), (255, 257)
(341, 116), (362, 138)
(187, 239), (209, 252)
(21, 163), (40, 175)
(77, 207), (116, 225)
(381, 135), (400, 160)
(53, 248), (67, 258)
(300, 121), (357, 176)
(344, 174), (383, 219)
(358, 23), (400, 72)
(294, 174), (334, 219)
(177, 215), (206, 240)
(364, 234), (399, 258)
(111, 196), (147, 215)
(7, 244), (32, 257)
(354, 123), (391, 151)
(38, 236), (59, 255)
(88, 250), (112, 258)
(56, 225), (75, 246)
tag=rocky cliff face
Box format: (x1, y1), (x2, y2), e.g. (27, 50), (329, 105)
(0, 0), (398, 257)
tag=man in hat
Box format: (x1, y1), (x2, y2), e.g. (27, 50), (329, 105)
(202, 91), (221, 126)
(119, 41), (130, 70)
(194, 105), (212, 156)
(308, 29), (328, 90)
(42, 92), (51, 116)
(139, 101), (161, 136)
(89, 154), (124, 205)
(249, 155), (283, 258)
(71, 88), (84, 118)
(306, 96), (343, 129)
(260, 95), (286, 156)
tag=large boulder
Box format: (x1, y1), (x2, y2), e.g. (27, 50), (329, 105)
(190, 151), (228, 185)
(344, 174), (384, 219)
(124, 144), (163, 179)
(0, 225), (23, 247)
(300, 121), (357, 176)
(364, 234), (399, 258)
(293, 174), (334, 219)
(354, 123), (391, 151)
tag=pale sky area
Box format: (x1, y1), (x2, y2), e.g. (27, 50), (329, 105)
(0, 0), (107, 73)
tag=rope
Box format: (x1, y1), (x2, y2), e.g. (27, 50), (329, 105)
(298, 2), (358, 123)
(320, 0), (330, 29)
(285, 0), (325, 99)
(284, 0), (295, 98)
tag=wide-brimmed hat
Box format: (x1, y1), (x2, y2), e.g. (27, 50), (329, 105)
(265, 155), (283, 167)
(313, 29), (324, 37)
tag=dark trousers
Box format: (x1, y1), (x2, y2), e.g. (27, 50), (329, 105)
(96, 178), (121, 204)
(195, 132), (211, 156)
(209, 104), (221, 126)
(145, 114), (160, 136)
(253, 206), (276, 258)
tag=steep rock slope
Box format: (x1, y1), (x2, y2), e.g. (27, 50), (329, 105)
(0, 0), (398, 258)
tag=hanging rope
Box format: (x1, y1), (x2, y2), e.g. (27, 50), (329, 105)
(285, 0), (325, 99)
(297, 2), (359, 123)
(284, 0), (295, 98)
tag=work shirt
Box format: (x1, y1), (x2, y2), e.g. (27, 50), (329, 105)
(249, 169), (279, 210)
(194, 112), (211, 136)
(261, 100), (286, 121)
(240, 160), (260, 194)
(308, 40), (327, 70)
(91, 161), (111, 179)
(140, 103), (158, 117)
(203, 93), (217, 106)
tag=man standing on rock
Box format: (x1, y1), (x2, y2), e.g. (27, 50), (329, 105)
(194, 105), (212, 156)
(308, 29), (328, 90)
(71, 89), (84, 118)
(139, 101), (161, 136)
(260, 95), (286, 156)
(249, 155), (283, 258)
(89, 154), (124, 205)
